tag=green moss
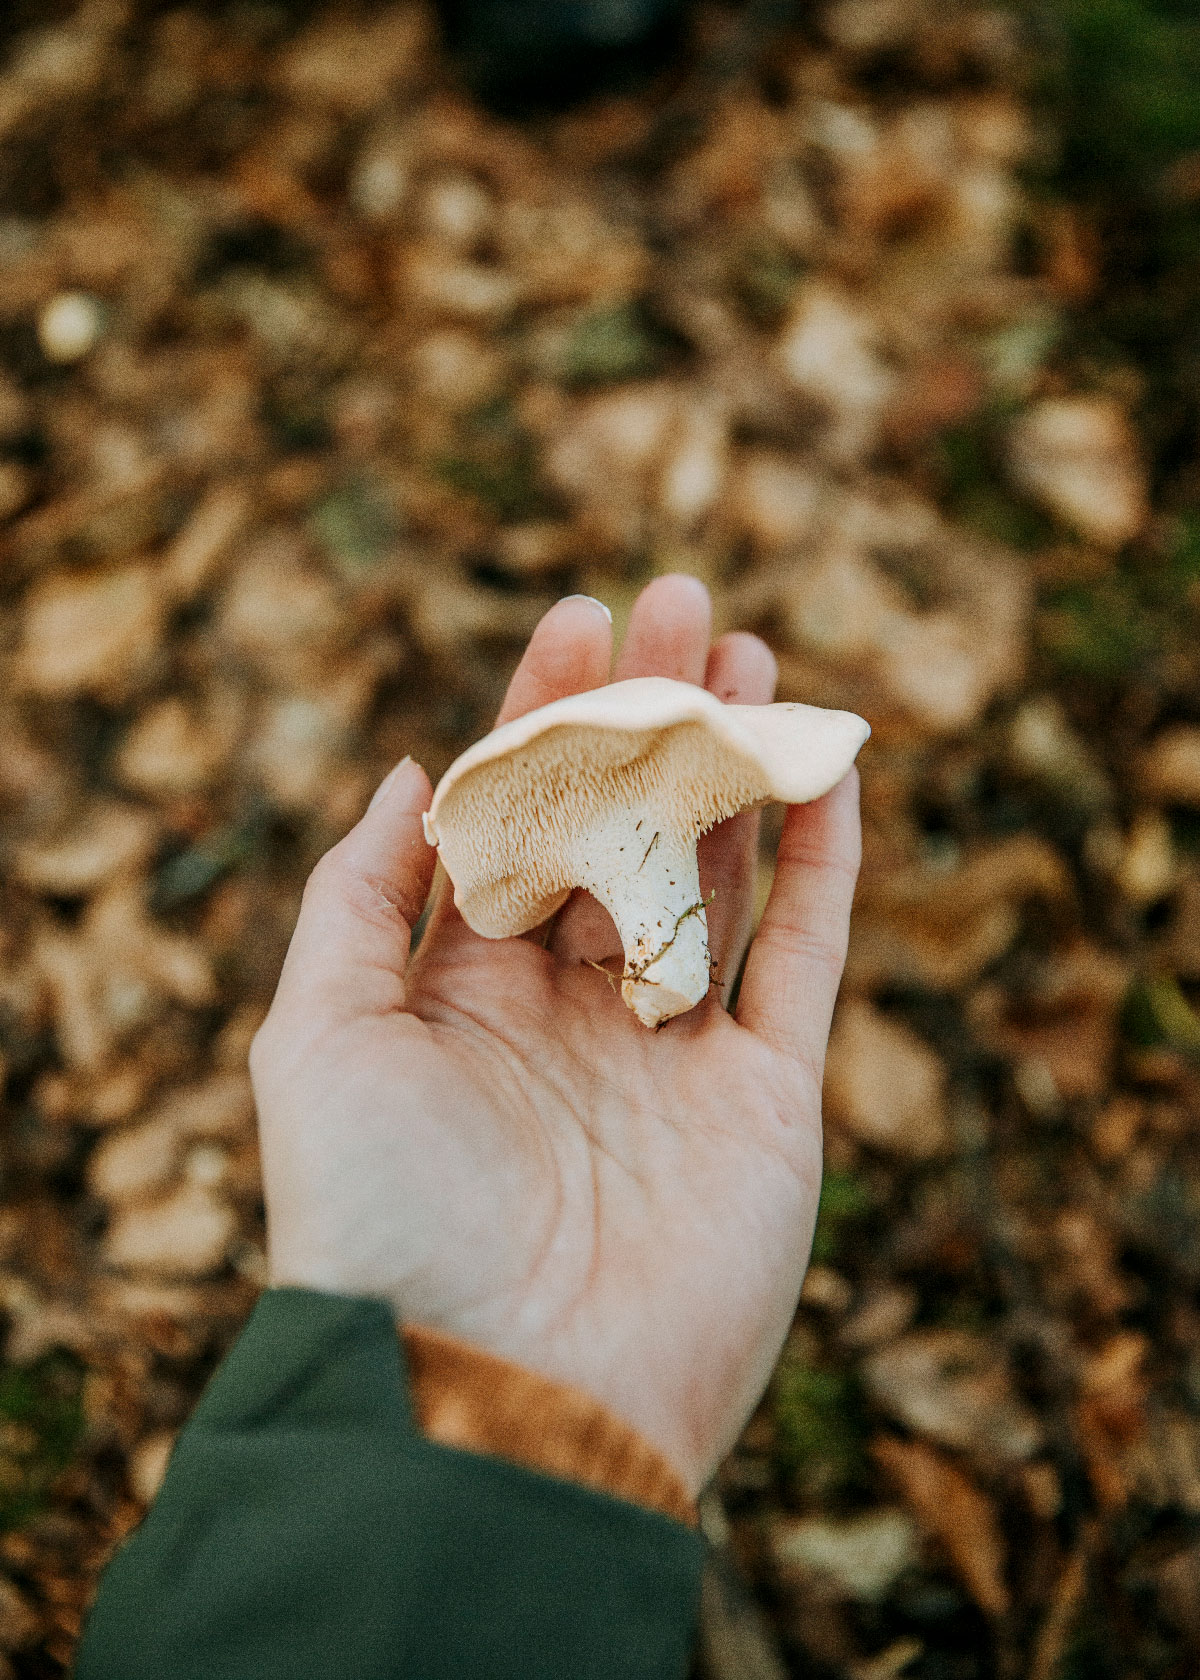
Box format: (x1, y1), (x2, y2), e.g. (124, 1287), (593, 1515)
(434, 400), (549, 522)
(735, 239), (806, 327)
(771, 1356), (867, 1491)
(1040, 0), (1200, 190)
(1039, 520), (1200, 682)
(0, 1352), (85, 1532)
(153, 807), (268, 910)
(309, 480), (397, 575)
(810, 1169), (871, 1266)
(1123, 975), (1200, 1054)
(937, 419), (1055, 551)
(554, 302), (668, 387)
(1038, 577), (1161, 682)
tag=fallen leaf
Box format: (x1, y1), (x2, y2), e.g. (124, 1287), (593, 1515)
(778, 285), (895, 464)
(128, 1429), (176, 1505)
(847, 836), (1070, 991)
(14, 803), (157, 896)
(771, 1508), (919, 1602)
(104, 1183), (237, 1279)
(19, 565), (165, 699)
(864, 1330), (1042, 1460)
(873, 1436), (1009, 1617)
(1006, 397), (1147, 549)
(825, 1001), (950, 1158)
(1142, 727), (1200, 807)
(969, 940), (1130, 1100)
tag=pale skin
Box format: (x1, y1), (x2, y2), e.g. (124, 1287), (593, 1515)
(251, 574), (862, 1497)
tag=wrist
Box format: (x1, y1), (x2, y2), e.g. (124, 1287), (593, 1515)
(401, 1322), (699, 1527)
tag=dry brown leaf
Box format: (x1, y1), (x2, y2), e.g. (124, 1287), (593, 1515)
(864, 1329), (1042, 1461)
(88, 1118), (182, 1206)
(841, 1284), (920, 1351)
(0, 1275), (91, 1365)
(1050, 1209), (1131, 1316)
(544, 384), (678, 545)
(825, 1000), (950, 1158)
(770, 1508), (918, 1602)
(276, 7), (430, 111)
(163, 482), (249, 600)
(757, 488), (1030, 733)
(216, 533), (346, 680)
(401, 248), (522, 324)
(817, 100), (957, 243)
(731, 452), (823, 550)
(128, 1429), (176, 1506)
(13, 802), (157, 896)
(0, 1576), (40, 1653)
(34, 886), (215, 1070)
(847, 835), (1070, 991)
(408, 329), (507, 413)
(1006, 397), (1147, 549)
(1142, 727), (1200, 807)
(1075, 1332), (1149, 1510)
(104, 1182), (237, 1279)
(873, 1436), (1009, 1617)
(18, 565), (166, 699)
(968, 940), (1130, 1101)
(778, 286), (896, 465)
(497, 198), (647, 308)
(141, 1073), (255, 1141)
(0, 0), (128, 143)
(116, 694), (239, 797)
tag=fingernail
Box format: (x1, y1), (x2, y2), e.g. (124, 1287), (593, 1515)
(368, 756), (414, 811)
(558, 593), (612, 622)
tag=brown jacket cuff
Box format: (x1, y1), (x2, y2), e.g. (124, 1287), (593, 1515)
(401, 1323), (698, 1529)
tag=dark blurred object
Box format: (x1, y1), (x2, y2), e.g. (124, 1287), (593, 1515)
(434, 0), (687, 111)
(1037, 0), (1200, 502)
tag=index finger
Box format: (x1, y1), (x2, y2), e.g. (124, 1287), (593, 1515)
(735, 769), (862, 1079)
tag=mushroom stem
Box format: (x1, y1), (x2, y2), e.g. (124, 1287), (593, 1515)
(576, 811), (710, 1028)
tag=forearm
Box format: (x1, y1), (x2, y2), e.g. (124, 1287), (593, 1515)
(75, 1290), (704, 1680)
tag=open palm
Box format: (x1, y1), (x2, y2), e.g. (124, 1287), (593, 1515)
(251, 576), (861, 1493)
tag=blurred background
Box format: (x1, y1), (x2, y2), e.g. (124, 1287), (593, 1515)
(0, 0), (1199, 1673)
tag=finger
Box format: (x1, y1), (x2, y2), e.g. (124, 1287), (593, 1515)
(550, 573), (713, 966)
(613, 572), (711, 684)
(698, 633), (777, 998)
(271, 757), (437, 1021)
(422, 593), (613, 949)
(495, 593), (612, 726)
(736, 768), (862, 1078)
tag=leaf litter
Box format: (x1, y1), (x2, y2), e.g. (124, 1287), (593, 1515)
(1, 0), (1199, 1674)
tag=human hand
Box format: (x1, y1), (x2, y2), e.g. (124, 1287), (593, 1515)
(250, 575), (861, 1495)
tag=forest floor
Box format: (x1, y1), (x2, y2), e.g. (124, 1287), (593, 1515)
(1, 1), (1199, 1675)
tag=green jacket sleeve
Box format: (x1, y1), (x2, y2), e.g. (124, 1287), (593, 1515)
(75, 1288), (704, 1680)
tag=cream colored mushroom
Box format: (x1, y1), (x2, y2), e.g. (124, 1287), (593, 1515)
(423, 676), (869, 1027)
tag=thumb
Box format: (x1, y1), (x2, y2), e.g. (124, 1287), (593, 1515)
(271, 757), (437, 1021)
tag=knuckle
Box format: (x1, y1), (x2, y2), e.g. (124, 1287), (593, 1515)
(756, 918), (847, 977)
(303, 847), (345, 903)
(302, 849), (422, 932)
(776, 840), (861, 884)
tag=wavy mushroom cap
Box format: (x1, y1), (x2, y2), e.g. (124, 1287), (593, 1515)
(423, 676), (870, 939)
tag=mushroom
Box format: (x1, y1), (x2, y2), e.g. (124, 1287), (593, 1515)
(423, 676), (869, 1027)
